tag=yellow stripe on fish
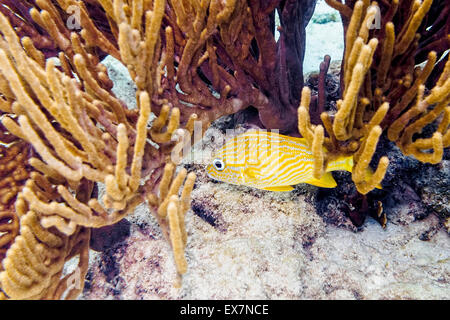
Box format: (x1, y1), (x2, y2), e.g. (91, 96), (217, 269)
(206, 129), (355, 191)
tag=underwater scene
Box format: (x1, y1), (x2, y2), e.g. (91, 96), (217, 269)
(0, 0), (448, 301)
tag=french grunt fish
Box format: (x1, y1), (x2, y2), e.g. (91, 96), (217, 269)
(206, 129), (357, 192)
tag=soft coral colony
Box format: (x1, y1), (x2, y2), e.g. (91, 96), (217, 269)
(0, 0), (448, 299)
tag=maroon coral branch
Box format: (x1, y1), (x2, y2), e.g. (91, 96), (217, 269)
(0, 0), (117, 60)
(246, 0), (318, 133)
(426, 51), (449, 88)
(254, 0), (316, 133)
(317, 55), (331, 117)
(276, 32), (291, 108)
(2, 0), (34, 22)
(0, 1), (54, 51)
(415, 2), (450, 63)
(249, 0), (278, 88)
(155, 0), (318, 135)
(276, 0), (316, 105)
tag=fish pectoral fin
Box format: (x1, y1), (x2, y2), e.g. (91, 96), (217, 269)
(243, 167), (258, 179)
(260, 185), (294, 192)
(304, 172), (337, 188)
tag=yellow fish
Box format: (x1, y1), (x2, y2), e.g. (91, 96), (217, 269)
(206, 129), (355, 192)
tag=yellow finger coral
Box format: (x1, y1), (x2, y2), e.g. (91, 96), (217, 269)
(298, 0), (449, 194)
(0, 0), (201, 299)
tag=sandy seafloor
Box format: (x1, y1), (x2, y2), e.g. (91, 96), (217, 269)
(77, 1), (450, 299)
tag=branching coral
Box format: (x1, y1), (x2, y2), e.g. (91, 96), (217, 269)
(0, 0), (198, 299)
(0, 141), (31, 209)
(0, 1), (55, 54)
(0, 186), (90, 299)
(299, 0), (449, 194)
(0, 137), (31, 263)
(146, 162), (196, 277)
(0, 155), (91, 299)
(12, 0), (317, 133)
(0, 208), (90, 299)
(0, 0), (118, 60)
(153, 0), (317, 132)
(0, 0), (447, 299)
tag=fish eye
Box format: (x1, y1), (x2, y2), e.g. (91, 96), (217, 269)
(213, 158), (225, 171)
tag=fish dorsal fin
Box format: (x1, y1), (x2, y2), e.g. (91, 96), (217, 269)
(304, 172), (337, 188)
(260, 185), (294, 192)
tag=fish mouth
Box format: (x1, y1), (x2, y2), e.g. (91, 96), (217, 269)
(205, 170), (219, 181)
(206, 173), (221, 183)
(205, 165), (216, 180)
